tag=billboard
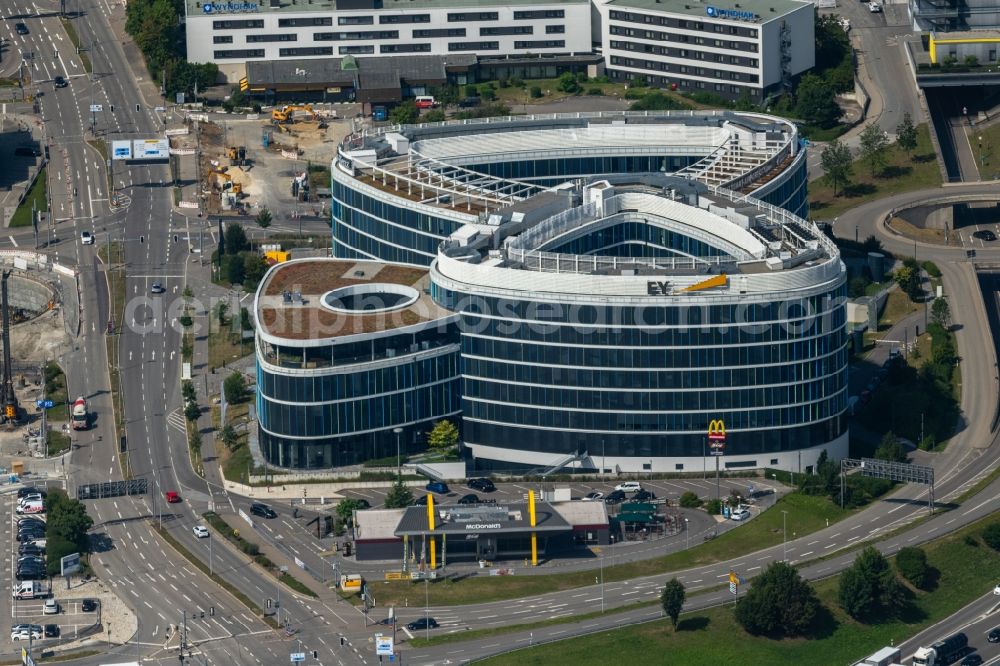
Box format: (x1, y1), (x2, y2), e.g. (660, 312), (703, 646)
(131, 138), (170, 160)
(112, 140), (132, 161)
(60, 552), (81, 576)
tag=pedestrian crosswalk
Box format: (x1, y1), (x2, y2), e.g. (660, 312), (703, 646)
(166, 410), (186, 432)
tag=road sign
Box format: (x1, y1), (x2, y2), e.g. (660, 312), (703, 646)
(289, 652), (305, 663)
(89, 104), (103, 112)
(376, 636), (393, 656)
(21, 647), (36, 666)
(35, 399), (53, 408)
(729, 581), (737, 595)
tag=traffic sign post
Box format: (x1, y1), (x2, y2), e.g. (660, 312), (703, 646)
(290, 652), (305, 663)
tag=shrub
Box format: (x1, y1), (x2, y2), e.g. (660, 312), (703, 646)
(586, 87), (604, 96)
(679, 491), (702, 508)
(983, 522), (1000, 551)
(241, 542), (260, 557)
(529, 86), (542, 98)
(895, 546), (930, 588)
(705, 498), (722, 515)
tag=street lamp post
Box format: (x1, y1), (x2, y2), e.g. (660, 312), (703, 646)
(782, 510), (788, 562)
(393, 427), (403, 475)
(684, 517), (689, 550)
(980, 136), (985, 167)
(424, 576), (430, 640)
(209, 532), (214, 577)
(599, 541), (604, 613)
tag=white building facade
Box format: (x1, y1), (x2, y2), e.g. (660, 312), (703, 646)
(185, 0), (592, 77)
(597, 0), (815, 102)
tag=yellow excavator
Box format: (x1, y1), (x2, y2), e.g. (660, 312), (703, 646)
(271, 104), (315, 123)
(209, 168), (242, 195)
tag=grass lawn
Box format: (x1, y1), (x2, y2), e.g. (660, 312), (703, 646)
(207, 326), (248, 371)
(477, 517), (1000, 666)
(213, 398), (255, 482)
(808, 124), (941, 220)
(43, 362), (69, 424)
(10, 167), (47, 228)
(887, 216), (962, 247)
(877, 289), (921, 332)
(60, 18), (91, 73)
(99, 242), (126, 467)
(468, 78), (697, 111)
(968, 122), (999, 180)
(343, 493), (855, 609)
(46, 429), (70, 456)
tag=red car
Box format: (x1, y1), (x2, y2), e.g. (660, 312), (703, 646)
(165, 491), (181, 503)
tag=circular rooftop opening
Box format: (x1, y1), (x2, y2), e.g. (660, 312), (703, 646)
(321, 283), (419, 314)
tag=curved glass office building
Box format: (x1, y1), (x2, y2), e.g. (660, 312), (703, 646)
(253, 259), (460, 469)
(332, 111), (808, 267)
(430, 179), (848, 473)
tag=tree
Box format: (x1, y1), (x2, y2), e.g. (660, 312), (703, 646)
(384, 476), (415, 509)
(255, 207), (272, 229)
(794, 74), (840, 128)
(223, 372), (247, 404)
(44, 489), (94, 559)
(859, 122), (890, 177)
(820, 140), (853, 196)
(336, 498), (365, 526)
(861, 235), (884, 254)
(215, 300), (229, 326)
(389, 101), (419, 125)
(983, 522), (1000, 551)
(427, 419), (459, 454)
(224, 223), (249, 254)
(220, 424), (240, 451)
(874, 431), (907, 463)
(894, 264), (921, 301)
(557, 72), (581, 94)
(679, 491), (702, 508)
(931, 298), (951, 328)
(184, 401), (201, 422)
(734, 561), (820, 637)
(661, 578), (686, 630)
(224, 255), (245, 285)
(895, 546), (930, 588)
(181, 380), (196, 403)
(896, 112), (918, 156)
(243, 253), (267, 289)
(838, 546), (906, 621)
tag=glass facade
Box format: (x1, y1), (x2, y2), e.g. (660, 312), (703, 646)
(432, 279), (848, 464)
(256, 330), (461, 469)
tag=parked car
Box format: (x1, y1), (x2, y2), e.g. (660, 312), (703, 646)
(165, 491), (181, 503)
(15, 23), (29, 35)
(18, 544), (44, 557)
(632, 490), (656, 502)
(468, 478), (496, 492)
(583, 491), (604, 501)
(987, 626), (1000, 643)
(11, 627), (41, 641)
(731, 507), (752, 521)
(425, 481), (449, 494)
(42, 599), (59, 615)
(973, 230), (997, 241)
(413, 495), (429, 505)
(994, 583), (1000, 595)
(457, 494), (480, 505)
(17, 487), (46, 499)
(615, 481), (642, 493)
(459, 96), (481, 108)
(250, 502), (277, 519)
(44, 624), (59, 638)
(406, 617), (439, 631)
(868, 1), (882, 11)
(192, 525), (209, 538)
(604, 490), (627, 504)
(81, 599), (98, 612)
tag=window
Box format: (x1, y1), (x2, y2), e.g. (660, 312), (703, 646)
(513, 9), (565, 19)
(212, 19), (264, 29)
(214, 49), (265, 58)
(381, 43), (431, 53)
(448, 41), (499, 51)
(213, 35), (233, 44)
(278, 47), (334, 56)
(413, 28), (465, 37)
(481, 26), (532, 35)
(379, 14), (430, 24)
(448, 12), (498, 22)
(279, 17), (332, 27)
(338, 45), (374, 54)
(514, 40), (564, 49)
(545, 25), (565, 34)
(246, 34), (298, 42)
(314, 30), (398, 40)
(339, 16), (373, 25)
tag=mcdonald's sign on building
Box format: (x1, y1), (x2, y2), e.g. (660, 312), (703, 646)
(707, 419), (726, 455)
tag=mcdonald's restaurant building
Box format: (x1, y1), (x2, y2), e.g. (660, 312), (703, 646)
(352, 500), (610, 563)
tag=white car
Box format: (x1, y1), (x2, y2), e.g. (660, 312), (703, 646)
(11, 627), (41, 641)
(192, 525), (210, 538)
(615, 481), (642, 493)
(42, 599), (59, 615)
(582, 491), (604, 501)
(868, 1), (882, 11)
(80, 230), (94, 245)
(731, 508), (751, 521)
(993, 583), (1000, 595)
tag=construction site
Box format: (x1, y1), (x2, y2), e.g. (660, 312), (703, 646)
(169, 103), (355, 219)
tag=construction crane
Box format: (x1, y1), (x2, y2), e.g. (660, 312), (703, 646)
(0, 271), (20, 424)
(271, 105), (315, 124)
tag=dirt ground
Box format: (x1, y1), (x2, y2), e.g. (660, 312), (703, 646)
(10, 308), (70, 363)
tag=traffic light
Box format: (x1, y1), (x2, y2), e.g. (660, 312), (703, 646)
(110, 105), (114, 112)
(339, 637), (345, 647)
(266, 599), (272, 609)
(140, 235), (145, 243)
(136, 104), (140, 112)
(312, 651), (318, 659)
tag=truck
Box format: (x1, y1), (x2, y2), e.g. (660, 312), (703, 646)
(913, 633), (968, 666)
(13, 581), (49, 600)
(852, 646), (902, 666)
(71, 396), (88, 430)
